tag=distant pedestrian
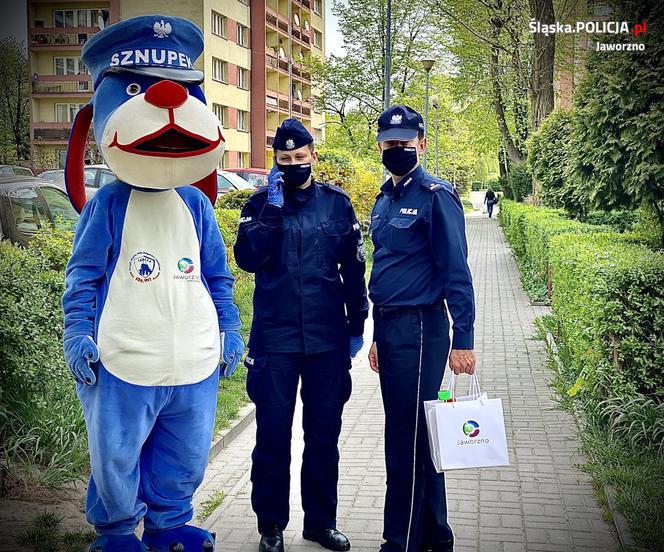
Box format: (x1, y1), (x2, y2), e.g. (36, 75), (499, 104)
(484, 188), (496, 218)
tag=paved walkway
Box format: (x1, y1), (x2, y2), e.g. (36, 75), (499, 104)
(195, 215), (618, 552)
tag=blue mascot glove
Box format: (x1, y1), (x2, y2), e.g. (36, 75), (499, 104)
(63, 335), (99, 386)
(267, 165), (285, 208)
(220, 331), (245, 378)
(349, 335), (364, 359)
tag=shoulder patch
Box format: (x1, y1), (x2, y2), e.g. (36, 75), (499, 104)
(422, 178), (452, 193)
(322, 182), (350, 199)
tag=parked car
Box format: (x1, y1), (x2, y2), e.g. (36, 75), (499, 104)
(46, 164), (116, 198)
(0, 165), (34, 177)
(38, 169), (65, 182)
(224, 168), (268, 188)
(217, 170), (255, 197)
(0, 176), (78, 247)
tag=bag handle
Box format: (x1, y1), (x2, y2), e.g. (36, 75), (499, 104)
(444, 372), (483, 403)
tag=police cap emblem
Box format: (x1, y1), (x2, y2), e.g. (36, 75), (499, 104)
(153, 20), (172, 39)
(286, 138), (295, 150)
(390, 114), (403, 125)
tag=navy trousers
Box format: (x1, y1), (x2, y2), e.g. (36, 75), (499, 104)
(487, 200), (495, 217)
(246, 350), (352, 533)
(374, 305), (453, 552)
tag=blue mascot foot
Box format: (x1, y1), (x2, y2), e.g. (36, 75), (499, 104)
(89, 534), (149, 552)
(142, 525), (216, 551)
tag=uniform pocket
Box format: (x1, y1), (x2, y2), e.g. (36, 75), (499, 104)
(244, 352), (265, 373)
(387, 216), (417, 251)
(317, 220), (352, 267)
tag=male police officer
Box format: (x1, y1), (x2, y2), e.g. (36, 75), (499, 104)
(234, 119), (368, 552)
(367, 106), (476, 552)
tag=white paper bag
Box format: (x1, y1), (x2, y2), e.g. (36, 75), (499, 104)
(425, 375), (510, 472)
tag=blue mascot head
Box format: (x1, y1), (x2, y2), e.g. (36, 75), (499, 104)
(65, 15), (224, 212)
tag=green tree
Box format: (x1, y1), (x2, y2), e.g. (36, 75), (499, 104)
(568, 1), (664, 242)
(0, 37), (30, 163)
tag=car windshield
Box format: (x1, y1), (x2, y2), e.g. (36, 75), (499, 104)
(40, 186), (78, 230)
(221, 172), (254, 190)
(12, 167), (33, 176)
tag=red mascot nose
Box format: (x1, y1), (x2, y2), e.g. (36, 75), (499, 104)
(144, 80), (188, 109)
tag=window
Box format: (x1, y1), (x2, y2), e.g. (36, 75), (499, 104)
(54, 8), (108, 28)
(54, 56), (86, 76)
(238, 110), (249, 131)
(8, 187), (47, 234)
(313, 29), (322, 49)
(211, 11), (227, 37)
(53, 9), (74, 27)
(55, 103), (86, 123)
(238, 153), (248, 168)
(237, 24), (249, 47)
(212, 58), (228, 82)
(40, 187), (78, 230)
(314, 0), (323, 15)
(212, 103), (227, 126)
(238, 68), (249, 90)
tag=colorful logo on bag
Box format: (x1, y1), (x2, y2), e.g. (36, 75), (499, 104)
(129, 252), (160, 283)
(177, 257), (194, 274)
(463, 420), (480, 437)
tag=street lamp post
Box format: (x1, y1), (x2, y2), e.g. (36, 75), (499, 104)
(384, 0), (392, 111)
(420, 58), (436, 171)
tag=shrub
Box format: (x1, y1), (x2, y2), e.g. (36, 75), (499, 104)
(549, 233), (664, 399)
(217, 189), (253, 210)
(584, 209), (638, 232)
(506, 163), (532, 202)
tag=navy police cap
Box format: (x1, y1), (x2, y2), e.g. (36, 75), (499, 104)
(376, 105), (425, 142)
(82, 15), (205, 88)
(273, 118), (314, 151)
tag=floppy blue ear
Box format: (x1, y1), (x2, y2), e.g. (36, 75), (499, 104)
(65, 104), (94, 213)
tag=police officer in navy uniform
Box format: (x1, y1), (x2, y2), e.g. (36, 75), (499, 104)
(234, 118), (368, 552)
(367, 106), (476, 552)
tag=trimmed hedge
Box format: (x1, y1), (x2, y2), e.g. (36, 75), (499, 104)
(550, 233), (664, 398)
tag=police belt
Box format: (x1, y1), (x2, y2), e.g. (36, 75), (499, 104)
(373, 303), (444, 320)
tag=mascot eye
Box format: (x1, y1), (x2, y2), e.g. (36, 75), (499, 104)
(126, 83), (141, 96)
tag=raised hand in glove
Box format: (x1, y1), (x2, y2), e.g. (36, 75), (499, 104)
(349, 335), (364, 359)
(267, 165), (285, 208)
(64, 335), (99, 386)
(220, 331), (245, 378)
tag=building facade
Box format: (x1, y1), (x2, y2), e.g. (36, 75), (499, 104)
(27, 0), (325, 170)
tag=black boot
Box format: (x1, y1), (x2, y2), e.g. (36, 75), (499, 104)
(302, 528), (351, 551)
(259, 526), (284, 552)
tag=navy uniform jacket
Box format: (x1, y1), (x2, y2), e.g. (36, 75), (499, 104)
(234, 181), (369, 355)
(369, 166), (475, 349)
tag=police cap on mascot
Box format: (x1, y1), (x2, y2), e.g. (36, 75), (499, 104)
(61, 14), (244, 552)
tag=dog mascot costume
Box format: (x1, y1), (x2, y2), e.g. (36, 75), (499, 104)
(61, 15), (244, 552)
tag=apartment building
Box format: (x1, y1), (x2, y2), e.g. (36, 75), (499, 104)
(27, 0), (326, 170)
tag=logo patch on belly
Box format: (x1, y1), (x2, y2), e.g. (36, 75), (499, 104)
(129, 251), (161, 283)
(174, 256), (199, 282)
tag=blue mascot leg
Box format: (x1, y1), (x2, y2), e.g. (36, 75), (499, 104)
(78, 367), (160, 539)
(140, 370), (219, 551)
(88, 534), (149, 552)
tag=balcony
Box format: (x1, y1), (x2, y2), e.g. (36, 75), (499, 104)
(32, 75), (92, 96)
(33, 122), (73, 142)
(29, 27), (99, 49)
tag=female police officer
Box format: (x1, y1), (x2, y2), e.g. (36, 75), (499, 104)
(367, 106), (476, 552)
(234, 119), (368, 552)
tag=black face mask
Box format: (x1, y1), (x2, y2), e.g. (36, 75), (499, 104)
(276, 162), (312, 189)
(382, 146), (418, 177)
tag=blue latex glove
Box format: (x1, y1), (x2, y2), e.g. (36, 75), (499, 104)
(220, 331), (245, 378)
(63, 335), (99, 386)
(349, 335), (364, 359)
(267, 165), (284, 208)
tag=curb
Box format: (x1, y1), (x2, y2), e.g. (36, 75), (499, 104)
(209, 401), (255, 461)
(544, 332), (643, 551)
